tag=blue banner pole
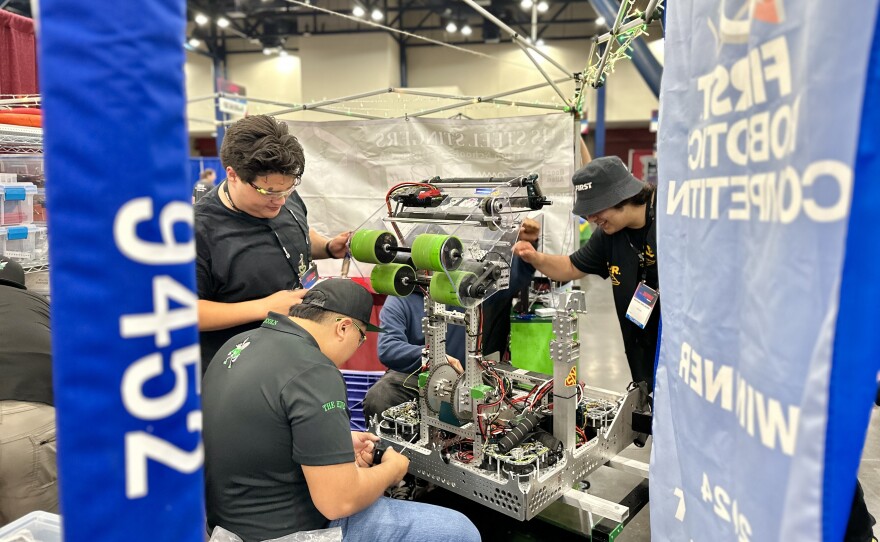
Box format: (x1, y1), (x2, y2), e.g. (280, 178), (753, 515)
(38, 0), (204, 539)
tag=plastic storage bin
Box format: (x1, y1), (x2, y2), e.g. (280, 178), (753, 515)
(0, 510), (62, 542)
(34, 187), (47, 223)
(341, 370), (385, 431)
(1, 224), (47, 265)
(0, 183), (36, 225)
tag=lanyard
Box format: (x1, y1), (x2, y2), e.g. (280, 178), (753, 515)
(223, 181), (310, 287)
(272, 207), (310, 287)
(624, 191), (656, 284)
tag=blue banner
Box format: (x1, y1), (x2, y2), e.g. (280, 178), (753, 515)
(39, 1), (204, 540)
(654, 2), (880, 541)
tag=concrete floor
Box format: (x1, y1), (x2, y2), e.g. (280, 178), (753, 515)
(423, 275), (878, 540)
(576, 275), (880, 541)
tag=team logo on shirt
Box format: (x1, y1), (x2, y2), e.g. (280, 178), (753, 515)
(224, 337), (251, 369)
(608, 264), (621, 286)
(645, 245), (656, 267)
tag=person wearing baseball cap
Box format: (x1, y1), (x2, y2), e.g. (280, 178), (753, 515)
(513, 156), (660, 390)
(202, 278), (480, 542)
(0, 257), (57, 524)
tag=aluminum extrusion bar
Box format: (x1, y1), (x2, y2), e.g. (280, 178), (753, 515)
(560, 488), (630, 523)
(606, 456), (650, 479)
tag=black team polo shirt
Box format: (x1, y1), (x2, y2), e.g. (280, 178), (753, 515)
(203, 312), (354, 542)
(569, 219), (660, 389)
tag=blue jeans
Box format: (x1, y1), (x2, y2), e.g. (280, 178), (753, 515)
(328, 497), (480, 542)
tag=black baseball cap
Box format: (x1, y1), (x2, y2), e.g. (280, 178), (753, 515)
(0, 257), (26, 289)
(571, 156), (647, 217)
(301, 279), (385, 332)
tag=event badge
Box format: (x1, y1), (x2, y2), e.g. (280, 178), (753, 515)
(300, 262), (320, 289)
(625, 282), (658, 329)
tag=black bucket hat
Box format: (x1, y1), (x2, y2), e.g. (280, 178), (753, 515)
(301, 279), (385, 332)
(571, 156), (647, 217)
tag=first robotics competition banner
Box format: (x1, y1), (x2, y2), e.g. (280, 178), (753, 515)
(286, 113), (577, 266)
(37, 0), (204, 540)
(654, 1), (880, 541)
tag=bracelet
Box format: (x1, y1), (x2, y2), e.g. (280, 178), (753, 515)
(324, 240), (335, 258)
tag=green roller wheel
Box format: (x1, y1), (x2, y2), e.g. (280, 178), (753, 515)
(429, 271), (477, 307)
(411, 234), (463, 272)
(350, 229), (397, 264)
(371, 263), (416, 297)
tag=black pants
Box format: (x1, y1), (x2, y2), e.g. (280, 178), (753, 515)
(846, 481), (876, 542)
(363, 370), (420, 422)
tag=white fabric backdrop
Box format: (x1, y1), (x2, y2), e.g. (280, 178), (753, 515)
(286, 114), (578, 277)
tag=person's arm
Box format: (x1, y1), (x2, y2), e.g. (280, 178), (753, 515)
(302, 447), (409, 520)
(288, 367), (409, 520)
(193, 223), (307, 331)
(197, 291), (306, 331)
(310, 228), (351, 259)
(512, 241), (586, 282)
(578, 136), (592, 166)
(377, 297), (424, 373)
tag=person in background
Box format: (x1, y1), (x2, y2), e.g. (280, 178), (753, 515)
(192, 167), (217, 203)
(194, 115), (351, 371)
(202, 279), (481, 542)
(363, 218), (541, 423)
(0, 257), (56, 525)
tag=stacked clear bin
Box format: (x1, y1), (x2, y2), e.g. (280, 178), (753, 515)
(0, 155), (48, 268)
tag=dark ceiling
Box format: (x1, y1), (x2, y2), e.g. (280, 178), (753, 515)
(191, 0), (603, 54)
(3, 0), (606, 56)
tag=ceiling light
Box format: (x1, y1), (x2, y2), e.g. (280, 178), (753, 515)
(536, 38), (545, 46)
(445, 21), (457, 33)
(279, 50), (289, 57)
(371, 9), (383, 21)
(194, 13), (208, 25)
(595, 16), (606, 26)
(263, 47), (273, 55)
(520, 0), (533, 9)
(537, 1), (549, 13)
(188, 38), (201, 47)
(461, 24), (472, 36)
(352, 5), (365, 17)
(217, 17), (230, 28)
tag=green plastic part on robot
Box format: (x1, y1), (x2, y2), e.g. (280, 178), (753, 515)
(470, 385), (493, 399)
(418, 371), (429, 389)
(350, 229), (395, 264)
(591, 522), (623, 541)
(411, 234), (462, 271)
(370, 263), (415, 297)
(429, 271), (476, 307)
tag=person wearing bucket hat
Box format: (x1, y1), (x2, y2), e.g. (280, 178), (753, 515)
(0, 257), (58, 524)
(513, 156), (660, 389)
(202, 279), (480, 542)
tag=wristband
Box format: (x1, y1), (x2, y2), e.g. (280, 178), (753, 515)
(324, 240), (335, 258)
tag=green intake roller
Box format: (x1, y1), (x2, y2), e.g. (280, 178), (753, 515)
(411, 234), (463, 272)
(370, 263), (416, 297)
(429, 271), (477, 307)
(350, 229), (398, 264)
